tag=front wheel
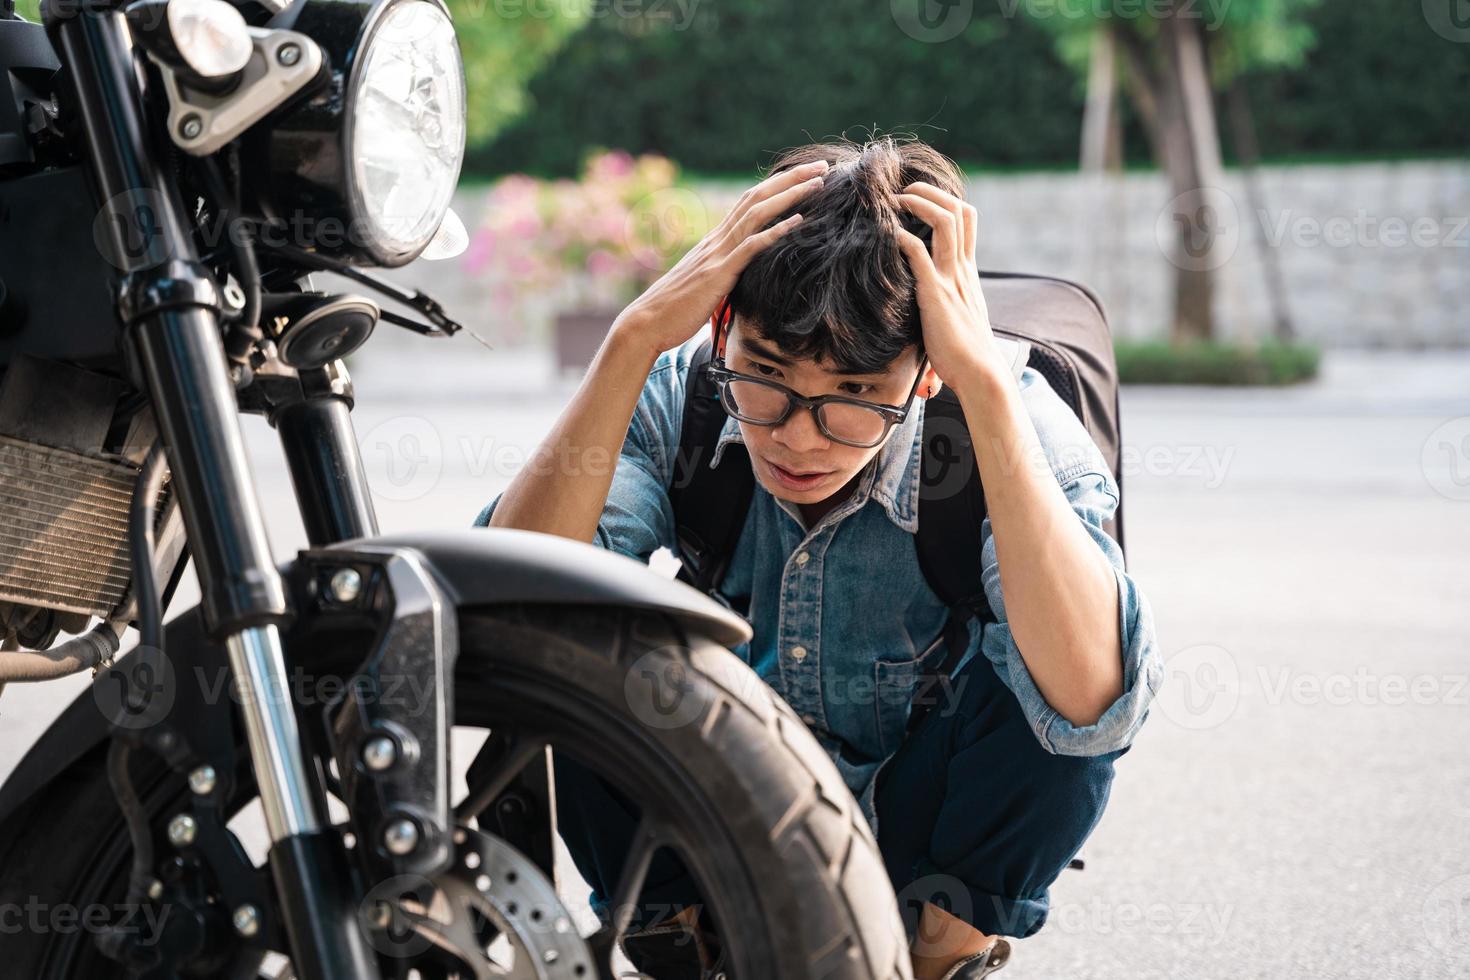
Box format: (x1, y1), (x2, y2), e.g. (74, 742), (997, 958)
(0, 604), (912, 980)
(456, 604), (911, 979)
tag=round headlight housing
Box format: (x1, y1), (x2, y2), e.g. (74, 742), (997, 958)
(345, 0), (465, 262)
(246, 0), (466, 268)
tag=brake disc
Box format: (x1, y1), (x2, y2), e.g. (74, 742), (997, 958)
(273, 825), (593, 980)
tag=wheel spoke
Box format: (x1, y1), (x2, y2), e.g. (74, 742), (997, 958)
(455, 735), (547, 822)
(587, 816), (661, 977)
(608, 818), (660, 937)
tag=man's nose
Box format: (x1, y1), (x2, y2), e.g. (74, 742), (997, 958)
(772, 406), (830, 452)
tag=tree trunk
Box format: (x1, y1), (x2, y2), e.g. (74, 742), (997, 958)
(1081, 27), (1118, 173)
(1080, 27), (1126, 324)
(1116, 6), (1228, 345)
(1116, 28), (1165, 170)
(1228, 77), (1295, 343)
(1158, 4), (1224, 344)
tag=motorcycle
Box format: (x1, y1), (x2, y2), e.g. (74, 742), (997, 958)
(0, 0), (911, 975)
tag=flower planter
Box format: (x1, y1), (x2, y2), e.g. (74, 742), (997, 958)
(554, 308), (621, 372)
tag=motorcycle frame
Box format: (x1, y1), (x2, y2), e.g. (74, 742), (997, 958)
(45, 2), (395, 974)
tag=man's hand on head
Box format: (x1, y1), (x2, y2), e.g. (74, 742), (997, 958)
(612, 160), (830, 361)
(893, 182), (1011, 393)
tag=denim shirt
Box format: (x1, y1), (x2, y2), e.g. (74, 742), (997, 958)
(475, 335), (1162, 824)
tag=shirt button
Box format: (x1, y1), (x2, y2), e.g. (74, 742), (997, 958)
(795, 551), (810, 566)
(801, 714), (818, 726)
(790, 645), (807, 661)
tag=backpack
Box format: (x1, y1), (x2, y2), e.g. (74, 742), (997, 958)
(667, 271), (1125, 733)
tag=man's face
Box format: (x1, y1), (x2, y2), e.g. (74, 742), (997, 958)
(722, 317), (934, 506)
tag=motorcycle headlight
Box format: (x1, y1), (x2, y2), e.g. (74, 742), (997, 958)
(245, 0), (466, 267)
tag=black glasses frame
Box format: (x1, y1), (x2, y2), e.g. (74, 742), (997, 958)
(707, 354), (930, 449)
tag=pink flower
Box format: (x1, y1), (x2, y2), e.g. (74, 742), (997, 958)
(462, 228), (496, 275)
(588, 150), (635, 182)
(509, 214), (542, 239)
(586, 249), (619, 278)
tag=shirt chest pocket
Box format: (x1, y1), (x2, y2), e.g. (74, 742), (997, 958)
(872, 625), (954, 758)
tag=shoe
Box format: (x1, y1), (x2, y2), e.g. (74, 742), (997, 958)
(937, 937), (1011, 979)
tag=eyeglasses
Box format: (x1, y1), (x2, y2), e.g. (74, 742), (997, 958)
(707, 354), (929, 449)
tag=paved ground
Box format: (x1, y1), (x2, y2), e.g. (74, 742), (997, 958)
(2, 332), (1467, 979)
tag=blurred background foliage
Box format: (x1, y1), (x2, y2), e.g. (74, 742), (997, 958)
(465, 0), (1467, 179)
(13, 0), (1461, 174)
(446, 0), (587, 146)
(1033, 0), (1323, 82)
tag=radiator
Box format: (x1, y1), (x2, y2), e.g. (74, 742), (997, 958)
(0, 435), (165, 619)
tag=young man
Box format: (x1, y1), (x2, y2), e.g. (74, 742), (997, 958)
(476, 137), (1161, 979)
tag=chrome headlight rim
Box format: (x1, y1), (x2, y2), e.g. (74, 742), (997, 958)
(341, 0), (466, 267)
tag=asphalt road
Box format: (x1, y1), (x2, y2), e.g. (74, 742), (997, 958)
(1, 338), (1466, 980)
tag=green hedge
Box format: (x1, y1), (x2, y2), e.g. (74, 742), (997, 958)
(1115, 341), (1321, 386)
(1239, 1), (1470, 159)
(468, 0), (1468, 179)
(467, 1), (1090, 177)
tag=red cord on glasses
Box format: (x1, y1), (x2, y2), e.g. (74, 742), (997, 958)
(709, 296), (733, 356)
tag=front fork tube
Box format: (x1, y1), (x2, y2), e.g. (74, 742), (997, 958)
(50, 4), (380, 976)
(276, 395), (380, 548)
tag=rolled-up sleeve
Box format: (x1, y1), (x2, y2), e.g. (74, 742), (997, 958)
(473, 351), (686, 565)
(976, 372), (1163, 757)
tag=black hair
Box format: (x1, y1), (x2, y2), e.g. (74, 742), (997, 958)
(725, 135), (966, 374)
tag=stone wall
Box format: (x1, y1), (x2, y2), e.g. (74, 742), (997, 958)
(412, 161), (1468, 353)
(965, 161), (1469, 348)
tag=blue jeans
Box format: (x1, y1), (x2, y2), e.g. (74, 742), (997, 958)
(553, 653), (1122, 939)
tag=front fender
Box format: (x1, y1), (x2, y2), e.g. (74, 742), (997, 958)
(0, 527), (751, 826)
(355, 527), (751, 647)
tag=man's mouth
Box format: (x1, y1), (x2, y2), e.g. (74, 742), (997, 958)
(764, 457), (833, 489)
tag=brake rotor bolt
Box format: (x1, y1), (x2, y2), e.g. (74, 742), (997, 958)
(167, 813), (197, 848)
(179, 114), (202, 140)
(329, 568), (362, 603)
(232, 904), (261, 938)
(147, 879), (164, 901)
(362, 735), (397, 771)
(188, 765), (217, 796)
(382, 818), (420, 856)
(277, 43), (301, 67)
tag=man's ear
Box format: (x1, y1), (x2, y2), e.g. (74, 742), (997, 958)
(917, 362), (944, 399)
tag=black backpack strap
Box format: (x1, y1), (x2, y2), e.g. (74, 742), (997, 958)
(914, 385), (991, 617)
(668, 338), (755, 594)
(907, 386), (994, 735)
